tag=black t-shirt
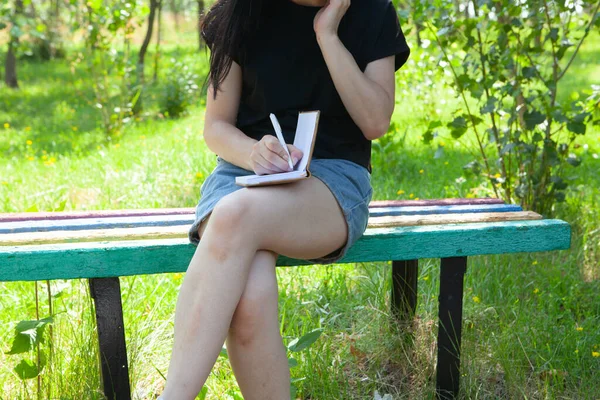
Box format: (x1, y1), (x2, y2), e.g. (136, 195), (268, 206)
(231, 0), (410, 171)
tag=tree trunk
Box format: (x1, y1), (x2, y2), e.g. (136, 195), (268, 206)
(5, 39), (19, 88)
(138, 0), (158, 84)
(153, 0), (162, 83)
(198, 0), (205, 51)
(5, 0), (24, 88)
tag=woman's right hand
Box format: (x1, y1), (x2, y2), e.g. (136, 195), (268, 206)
(250, 135), (304, 175)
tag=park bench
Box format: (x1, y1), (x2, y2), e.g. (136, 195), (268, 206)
(0, 198), (571, 400)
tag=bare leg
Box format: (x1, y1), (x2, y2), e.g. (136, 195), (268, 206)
(226, 250), (290, 400)
(161, 177), (347, 399)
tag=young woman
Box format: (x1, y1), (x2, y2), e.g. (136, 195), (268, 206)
(159, 0), (409, 398)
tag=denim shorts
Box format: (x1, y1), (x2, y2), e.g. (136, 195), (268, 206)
(188, 157), (373, 264)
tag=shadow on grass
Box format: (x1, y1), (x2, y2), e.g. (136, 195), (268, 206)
(0, 47), (209, 159)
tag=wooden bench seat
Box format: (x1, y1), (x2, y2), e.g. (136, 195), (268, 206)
(0, 199), (571, 399)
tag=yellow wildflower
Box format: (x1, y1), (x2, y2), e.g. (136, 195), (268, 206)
(576, 327), (583, 332)
(414, 197), (420, 200)
(532, 260), (538, 265)
(444, 161), (449, 165)
(140, 135), (146, 139)
(3, 123), (9, 129)
(397, 189), (405, 195)
(419, 169), (424, 174)
(439, 141), (445, 147)
(25, 126), (31, 131)
(196, 172), (203, 178)
(114, 143), (120, 148)
(423, 275), (429, 281)
(1, 181), (8, 185)
(72, 126), (78, 131)
(574, 349), (579, 354)
(26, 140), (33, 145)
(27, 156), (34, 161)
(409, 193), (415, 199)
(42, 155), (48, 160)
(494, 173), (502, 178)
(472, 296), (481, 303)
(593, 351), (600, 358)
(533, 288), (539, 294)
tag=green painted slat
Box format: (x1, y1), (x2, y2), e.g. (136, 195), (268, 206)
(0, 220), (570, 282)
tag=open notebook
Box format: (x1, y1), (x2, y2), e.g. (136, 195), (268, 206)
(235, 111), (320, 187)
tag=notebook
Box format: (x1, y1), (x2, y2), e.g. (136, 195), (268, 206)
(235, 111), (320, 187)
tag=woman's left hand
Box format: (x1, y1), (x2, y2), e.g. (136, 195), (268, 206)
(313, 0), (350, 39)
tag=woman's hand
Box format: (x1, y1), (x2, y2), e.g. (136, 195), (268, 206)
(250, 135), (304, 175)
(313, 0), (350, 39)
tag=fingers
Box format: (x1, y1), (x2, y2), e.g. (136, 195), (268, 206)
(251, 136), (292, 174)
(287, 145), (304, 167)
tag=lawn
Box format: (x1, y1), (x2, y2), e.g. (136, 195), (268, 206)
(1, 13), (599, 400)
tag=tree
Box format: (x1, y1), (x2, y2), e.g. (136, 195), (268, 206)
(4, 0), (24, 88)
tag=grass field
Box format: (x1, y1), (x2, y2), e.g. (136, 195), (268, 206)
(1, 12), (599, 400)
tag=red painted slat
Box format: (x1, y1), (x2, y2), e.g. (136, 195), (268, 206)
(0, 198), (503, 222)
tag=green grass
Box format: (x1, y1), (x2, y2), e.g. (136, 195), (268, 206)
(1, 14), (599, 400)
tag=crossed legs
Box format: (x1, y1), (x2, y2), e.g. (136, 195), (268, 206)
(161, 177), (348, 399)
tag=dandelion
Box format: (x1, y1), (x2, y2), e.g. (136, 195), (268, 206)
(114, 143), (120, 148)
(140, 135), (146, 139)
(3, 123), (9, 129)
(27, 156), (34, 161)
(26, 140), (33, 145)
(397, 189), (405, 195)
(25, 126), (31, 131)
(409, 193), (415, 199)
(72, 126), (78, 131)
(494, 173), (502, 178)
(1, 181), (8, 185)
(422, 275), (429, 281)
(532, 260), (538, 265)
(576, 327), (583, 332)
(533, 288), (539, 294)
(439, 141), (445, 147)
(419, 169), (424, 174)
(574, 349), (579, 354)
(414, 197), (420, 200)
(593, 351), (600, 358)
(444, 161), (449, 165)
(472, 296), (481, 303)
(42, 155), (48, 160)
(196, 172), (203, 178)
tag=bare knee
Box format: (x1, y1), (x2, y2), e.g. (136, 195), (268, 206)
(201, 193), (254, 261)
(229, 251), (279, 347)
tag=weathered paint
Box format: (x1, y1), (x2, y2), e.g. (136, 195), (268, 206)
(0, 211), (542, 246)
(0, 219), (571, 282)
(369, 204), (522, 217)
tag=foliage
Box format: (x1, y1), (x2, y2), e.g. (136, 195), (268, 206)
(68, 0), (146, 136)
(5, 316), (53, 380)
(159, 58), (201, 118)
(408, 0), (600, 215)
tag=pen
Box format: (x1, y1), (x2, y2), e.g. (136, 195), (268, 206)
(269, 113), (295, 170)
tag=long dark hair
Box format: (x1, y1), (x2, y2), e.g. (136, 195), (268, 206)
(202, 0), (267, 97)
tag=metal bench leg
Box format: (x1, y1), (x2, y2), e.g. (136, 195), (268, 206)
(89, 278), (131, 400)
(391, 260), (418, 320)
(436, 257), (467, 400)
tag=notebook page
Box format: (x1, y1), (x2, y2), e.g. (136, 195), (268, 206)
(235, 170), (306, 186)
(293, 111), (319, 172)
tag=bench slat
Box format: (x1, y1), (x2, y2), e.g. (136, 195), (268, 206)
(0, 203), (518, 234)
(368, 211), (541, 228)
(0, 211), (542, 246)
(369, 203), (521, 216)
(0, 219), (570, 282)
(0, 198), (504, 222)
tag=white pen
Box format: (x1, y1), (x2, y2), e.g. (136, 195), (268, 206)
(269, 113), (295, 170)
